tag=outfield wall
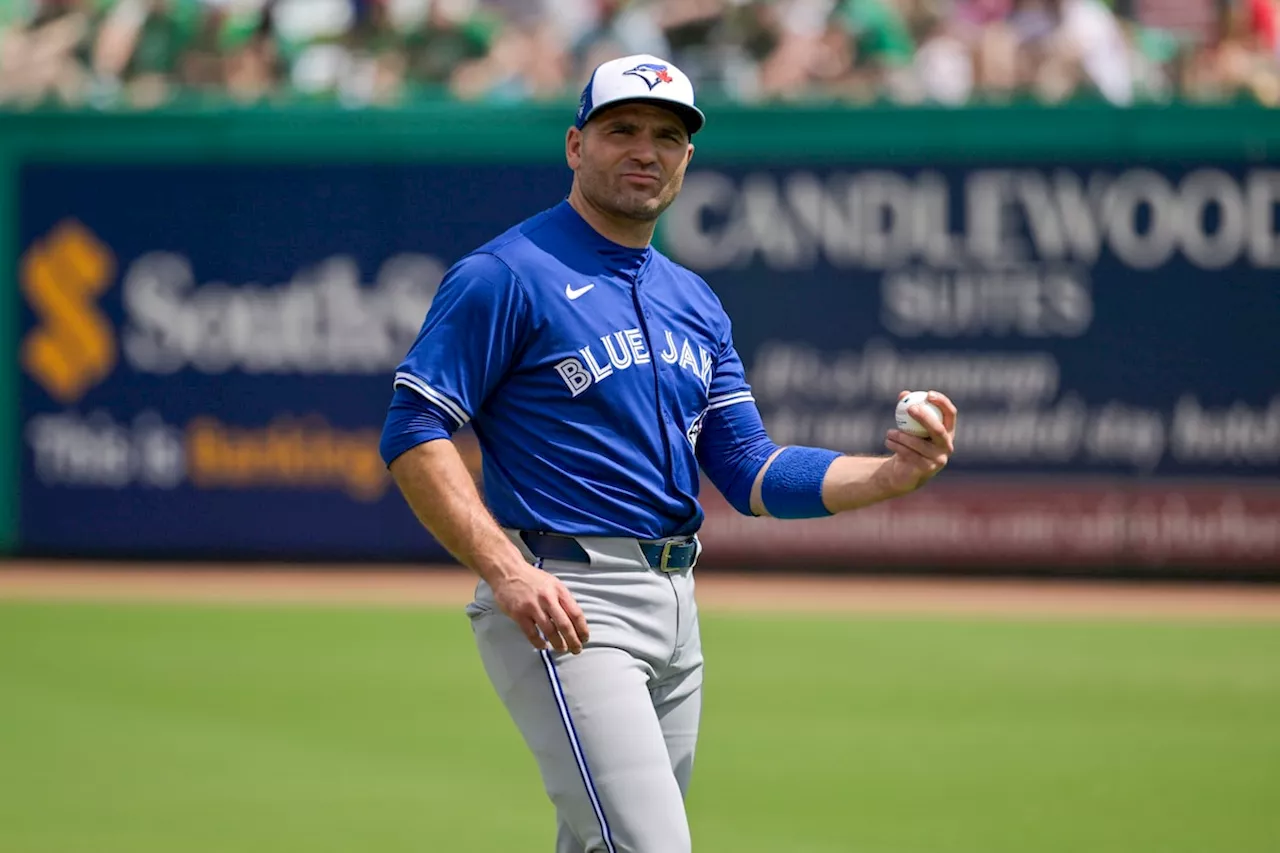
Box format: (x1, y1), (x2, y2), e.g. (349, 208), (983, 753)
(2, 104), (1279, 574)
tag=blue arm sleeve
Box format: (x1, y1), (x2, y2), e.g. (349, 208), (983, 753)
(696, 400), (776, 515)
(695, 327), (841, 518)
(379, 385), (456, 467)
(696, 328), (776, 515)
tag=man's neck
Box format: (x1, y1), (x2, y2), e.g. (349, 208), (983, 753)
(567, 186), (656, 249)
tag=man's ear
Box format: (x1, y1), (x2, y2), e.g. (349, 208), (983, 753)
(566, 127), (583, 170)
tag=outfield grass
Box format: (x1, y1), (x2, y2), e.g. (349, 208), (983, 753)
(1, 601), (1277, 852)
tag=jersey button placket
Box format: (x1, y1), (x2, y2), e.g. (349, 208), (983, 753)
(630, 274), (679, 507)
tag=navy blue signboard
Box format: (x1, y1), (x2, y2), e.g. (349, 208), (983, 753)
(655, 164), (1280, 569)
(16, 160), (1280, 568)
(17, 163), (567, 558)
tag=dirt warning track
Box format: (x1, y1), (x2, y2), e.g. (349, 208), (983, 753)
(3, 562), (1280, 621)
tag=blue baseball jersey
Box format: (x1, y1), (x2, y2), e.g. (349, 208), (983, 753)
(392, 200), (761, 539)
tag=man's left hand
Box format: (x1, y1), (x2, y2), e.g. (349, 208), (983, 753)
(880, 390), (957, 495)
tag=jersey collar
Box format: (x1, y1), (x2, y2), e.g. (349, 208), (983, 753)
(552, 199), (652, 280)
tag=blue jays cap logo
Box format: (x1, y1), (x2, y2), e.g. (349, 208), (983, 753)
(623, 63), (674, 91)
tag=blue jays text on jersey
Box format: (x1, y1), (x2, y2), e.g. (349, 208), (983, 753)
(380, 200), (771, 540)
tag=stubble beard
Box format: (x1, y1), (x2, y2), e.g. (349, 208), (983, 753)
(582, 167), (683, 223)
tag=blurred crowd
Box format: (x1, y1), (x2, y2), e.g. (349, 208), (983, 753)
(2, 0), (1279, 110)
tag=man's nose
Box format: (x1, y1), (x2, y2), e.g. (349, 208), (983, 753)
(627, 134), (658, 164)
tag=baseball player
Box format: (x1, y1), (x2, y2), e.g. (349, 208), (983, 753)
(379, 54), (958, 853)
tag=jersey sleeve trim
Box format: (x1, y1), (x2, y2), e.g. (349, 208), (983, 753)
(706, 391), (755, 411)
(393, 371), (471, 428)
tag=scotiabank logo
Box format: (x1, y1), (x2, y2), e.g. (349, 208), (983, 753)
(20, 225), (451, 500)
(21, 220), (117, 403)
(21, 221), (446, 389)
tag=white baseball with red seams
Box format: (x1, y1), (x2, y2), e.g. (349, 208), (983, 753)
(896, 391), (944, 438)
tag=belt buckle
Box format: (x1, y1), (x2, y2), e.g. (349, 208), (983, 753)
(658, 539), (678, 572)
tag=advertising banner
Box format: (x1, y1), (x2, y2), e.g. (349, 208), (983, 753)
(16, 163), (567, 558)
(15, 160), (1280, 570)
(658, 163), (1280, 571)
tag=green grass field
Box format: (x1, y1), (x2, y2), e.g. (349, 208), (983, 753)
(2, 600), (1278, 852)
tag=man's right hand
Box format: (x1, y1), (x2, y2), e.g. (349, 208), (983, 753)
(386, 441), (590, 655)
(491, 564), (590, 655)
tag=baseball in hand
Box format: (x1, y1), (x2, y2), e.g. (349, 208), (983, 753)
(895, 391), (944, 438)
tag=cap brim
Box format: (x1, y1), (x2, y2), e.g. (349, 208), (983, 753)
(584, 97), (705, 136)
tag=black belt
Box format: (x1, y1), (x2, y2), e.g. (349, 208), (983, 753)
(519, 532), (698, 572)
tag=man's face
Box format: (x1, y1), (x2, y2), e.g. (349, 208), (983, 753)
(568, 103), (694, 222)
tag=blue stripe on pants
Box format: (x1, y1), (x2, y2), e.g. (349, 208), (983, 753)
(539, 650), (616, 853)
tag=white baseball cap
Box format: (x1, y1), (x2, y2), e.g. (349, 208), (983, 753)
(574, 54), (706, 135)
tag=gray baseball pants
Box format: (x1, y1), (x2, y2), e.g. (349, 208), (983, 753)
(465, 533), (704, 852)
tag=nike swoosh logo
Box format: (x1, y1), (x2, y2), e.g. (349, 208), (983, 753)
(565, 282), (595, 300)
